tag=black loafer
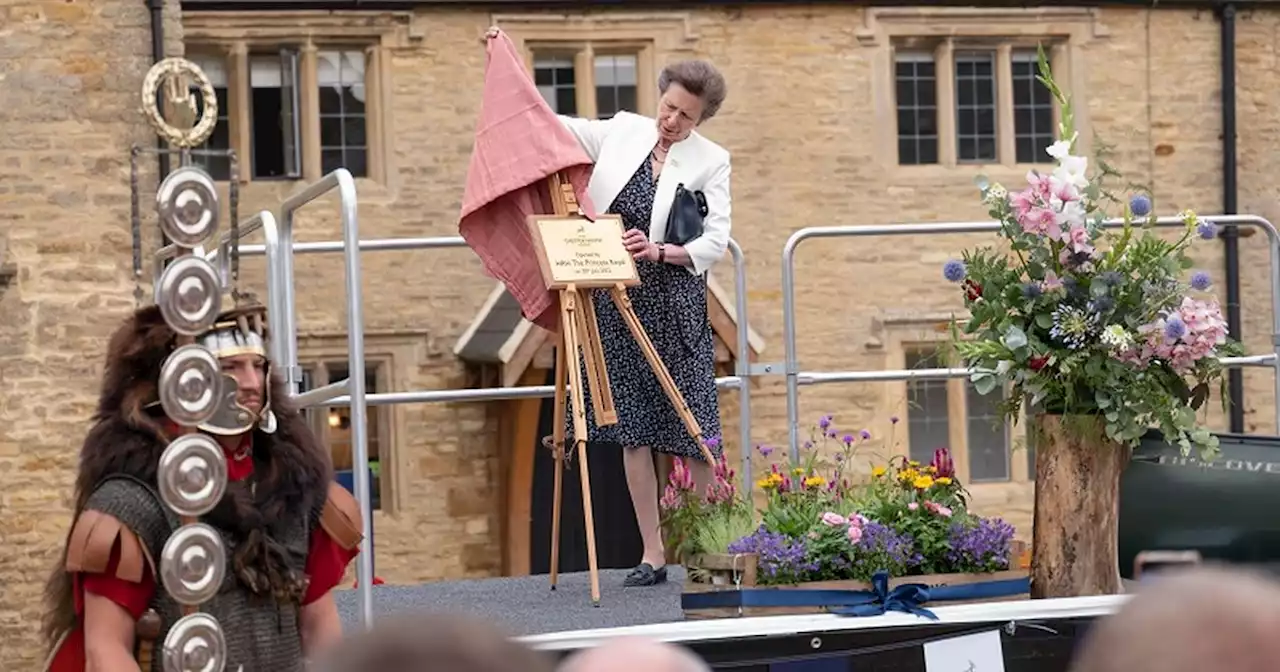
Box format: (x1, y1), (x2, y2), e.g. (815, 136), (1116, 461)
(624, 563), (668, 587)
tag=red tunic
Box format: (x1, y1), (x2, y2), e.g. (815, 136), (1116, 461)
(47, 433), (359, 670)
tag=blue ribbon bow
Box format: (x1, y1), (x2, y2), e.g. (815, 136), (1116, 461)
(680, 570), (1030, 620)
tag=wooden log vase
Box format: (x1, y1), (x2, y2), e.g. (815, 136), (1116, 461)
(1030, 413), (1133, 598)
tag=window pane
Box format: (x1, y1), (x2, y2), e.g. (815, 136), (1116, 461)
(325, 360), (384, 510)
(594, 54), (638, 119)
(1013, 50), (1056, 164)
(955, 50), (997, 163)
(187, 55), (232, 180)
(906, 348), (949, 464)
(966, 381), (1011, 482)
(534, 54), (576, 115)
(894, 53), (939, 166)
(249, 54), (291, 178)
(317, 49), (369, 178)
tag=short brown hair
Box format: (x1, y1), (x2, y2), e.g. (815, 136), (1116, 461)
(658, 60), (727, 123)
(312, 615), (556, 672)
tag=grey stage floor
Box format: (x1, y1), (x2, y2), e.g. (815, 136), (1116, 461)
(333, 566), (689, 637)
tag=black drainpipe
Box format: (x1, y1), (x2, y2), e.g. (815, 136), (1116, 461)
(1220, 2), (1244, 433)
(146, 0), (172, 181)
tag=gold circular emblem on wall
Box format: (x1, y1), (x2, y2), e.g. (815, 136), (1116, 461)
(141, 57), (219, 149)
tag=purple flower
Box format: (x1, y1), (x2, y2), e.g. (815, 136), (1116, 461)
(1190, 270), (1212, 291)
(943, 260), (967, 283)
(847, 521), (920, 581)
(758, 444), (774, 458)
(842, 434), (854, 445)
(819, 415), (833, 430)
(1129, 194), (1152, 217)
(704, 436), (721, 449)
(728, 527), (817, 581)
(1197, 220), (1218, 240)
(1164, 315), (1187, 341)
(890, 416), (899, 424)
(946, 518), (1015, 572)
(860, 429), (871, 440)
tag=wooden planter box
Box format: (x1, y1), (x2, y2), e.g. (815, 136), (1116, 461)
(682, 541), (1031, 620)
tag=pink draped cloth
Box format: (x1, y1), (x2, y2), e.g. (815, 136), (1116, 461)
(458, 30), (599, 332)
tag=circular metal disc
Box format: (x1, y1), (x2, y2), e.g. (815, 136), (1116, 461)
(160, 523), (227, 606)
(157, 434), (228, 517)
(162, 611), (227, 672)
(157, 166), (220, 248)
(157, 256), (222, 336)
(159, 345), (221, 426)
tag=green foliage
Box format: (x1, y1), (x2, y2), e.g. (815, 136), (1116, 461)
(949, 44), (1243, 461)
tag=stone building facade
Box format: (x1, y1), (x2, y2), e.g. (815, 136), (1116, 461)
(4, 1), (1280, 666)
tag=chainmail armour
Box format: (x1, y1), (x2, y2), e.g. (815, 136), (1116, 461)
(85, 475), (320, 671)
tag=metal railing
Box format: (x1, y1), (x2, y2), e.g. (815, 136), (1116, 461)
(780, 214), (1280, 460)
(217, 171), (756, 630)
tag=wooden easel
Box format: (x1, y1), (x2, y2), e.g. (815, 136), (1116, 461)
(532, 172), (716, 606)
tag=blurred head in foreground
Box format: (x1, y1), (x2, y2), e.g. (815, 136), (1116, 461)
(1069, 565), (1280, 672)
(558, 637), (710, 672)
(311, 614), (555, 672)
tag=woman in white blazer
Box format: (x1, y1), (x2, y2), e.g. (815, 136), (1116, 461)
(556, 60), (732, 588)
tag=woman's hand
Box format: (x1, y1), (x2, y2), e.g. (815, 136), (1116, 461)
(622, 228), (658, 262)
(482, 26), (501, 42)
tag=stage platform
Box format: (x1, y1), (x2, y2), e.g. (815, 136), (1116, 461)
(333, 566), (692, 637)
(332, 567), (1130, 669)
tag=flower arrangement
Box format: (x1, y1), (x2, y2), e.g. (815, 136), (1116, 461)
(946, 48), (1243, 460)
(662, 417), (1019, 587)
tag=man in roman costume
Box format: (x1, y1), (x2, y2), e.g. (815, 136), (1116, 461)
(41, 301), (363, 671)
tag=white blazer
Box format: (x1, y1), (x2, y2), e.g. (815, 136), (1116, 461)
(558, 111), (732, 276)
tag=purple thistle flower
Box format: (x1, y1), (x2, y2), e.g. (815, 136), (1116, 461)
(860, 429), (872, 440)
(758, 444), (774, 458)
(1197, 220), (1218, 240)
(890, 416), (899, 424)
(704, 436), (721, 449)
(943, 260), (967, 283)
(819, 415), (833, 430)
(842, 434), (854, 445)
(945, 518), (1015, 572)
(1164, 315), (1187, 341)
(1129, 194), (1152, 218)
(1190, 270), (1212, 291)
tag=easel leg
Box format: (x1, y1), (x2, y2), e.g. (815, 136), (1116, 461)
(560, 288), (602, 605)
(548, 340), (566, 591)
(609, 285), (716, 465)
(576, 290), (617, 426)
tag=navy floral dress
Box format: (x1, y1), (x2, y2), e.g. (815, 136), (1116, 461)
(561, 158), (723, 462)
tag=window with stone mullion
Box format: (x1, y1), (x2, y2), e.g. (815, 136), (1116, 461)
(954, 49), (997, 164)
(318, 49), (368, 178)
(187, 54), (233, 181)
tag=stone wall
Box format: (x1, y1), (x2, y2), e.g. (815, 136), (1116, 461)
(4, 3), (1280, 667)
(0, 0), (186, 666)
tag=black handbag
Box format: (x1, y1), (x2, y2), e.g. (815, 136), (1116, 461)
(665, 183), (708, 245)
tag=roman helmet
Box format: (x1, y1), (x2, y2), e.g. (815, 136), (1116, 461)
(193, 303), (278, 436)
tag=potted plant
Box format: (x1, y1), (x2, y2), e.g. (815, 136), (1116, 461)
(668, 417), (1027, 618)
(945, 47), (1243, 598)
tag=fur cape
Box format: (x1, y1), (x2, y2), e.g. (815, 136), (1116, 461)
(41, 305), (334, 650)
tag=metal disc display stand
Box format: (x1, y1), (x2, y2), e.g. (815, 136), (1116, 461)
(539, 173), (715, 606)
(135, 57), (236, 672)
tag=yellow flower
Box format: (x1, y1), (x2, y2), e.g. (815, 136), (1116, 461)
(926, 465), (938, 474)
(936, 477), (953, 486)
(757, 473), (785, 490)
(804, 476), (827, 488)
(909, 460), (920, 467)
(792, 467), (806, 476)
(913, 475), (935, 490)
(898, 468), (919, 482)
(871, 466), (887, 478)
